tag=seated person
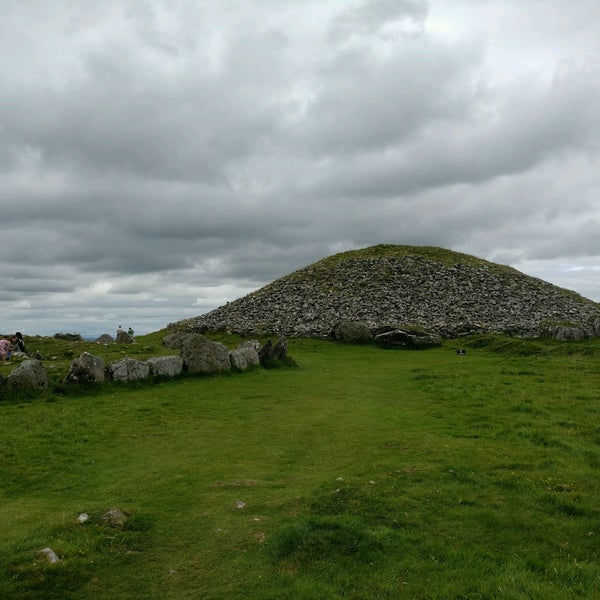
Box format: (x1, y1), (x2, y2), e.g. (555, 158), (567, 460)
(0, 337), (13, 364)
(14, 332), (26, 354)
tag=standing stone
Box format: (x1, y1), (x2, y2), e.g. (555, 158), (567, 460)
(272, 337), (289, 360)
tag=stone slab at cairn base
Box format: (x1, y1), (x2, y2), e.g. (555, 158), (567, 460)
(374, 328), (442, 349)
(332, 321), (374, 344)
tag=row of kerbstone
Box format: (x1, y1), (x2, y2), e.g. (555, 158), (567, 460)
(64, 333), (262, 384)
(2, 334), (279, 392)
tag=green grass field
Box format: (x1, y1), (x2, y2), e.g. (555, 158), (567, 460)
(2, 333), (600, 598)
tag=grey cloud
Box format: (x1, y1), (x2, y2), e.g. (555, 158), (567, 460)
(1, 0), (600, 336)
(330, 0), (429, 39)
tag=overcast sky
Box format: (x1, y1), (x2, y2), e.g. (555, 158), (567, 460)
(2, 0), (600, 337)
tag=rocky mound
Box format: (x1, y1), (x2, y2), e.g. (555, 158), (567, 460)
(172, 245), (600, 339)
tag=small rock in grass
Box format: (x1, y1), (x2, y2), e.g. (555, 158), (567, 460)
(39, 547), (60, 563)
(101, 507), (128, 529)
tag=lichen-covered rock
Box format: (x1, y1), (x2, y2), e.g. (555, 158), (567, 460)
(108, 357), (149, 382)
(145, 355), (184, 377)
(181, 334), (231, 374)
(7, 359), (48, 391)
(64, 352), (105, 384)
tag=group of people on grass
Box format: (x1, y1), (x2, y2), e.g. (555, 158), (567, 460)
(0, 332), (27, 365)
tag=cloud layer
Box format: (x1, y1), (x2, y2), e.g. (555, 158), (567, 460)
(2, 0), (600, 336)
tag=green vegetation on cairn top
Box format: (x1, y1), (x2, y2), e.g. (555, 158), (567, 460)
(2, 332), (600, 598)
(305, 244), (515, 271)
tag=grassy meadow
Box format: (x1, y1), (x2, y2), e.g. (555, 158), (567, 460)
(2, 332), (600, 598)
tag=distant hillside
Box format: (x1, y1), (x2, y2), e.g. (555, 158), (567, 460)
(173, 245), (600, 339)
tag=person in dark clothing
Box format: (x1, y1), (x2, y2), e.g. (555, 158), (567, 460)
(14, 332), (26, 354)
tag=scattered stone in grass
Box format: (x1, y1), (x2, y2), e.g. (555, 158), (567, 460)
(76, 512), (89, 524)
(39, 547), (60, 563)
(101, 507), (128, 529)
(235, 500), (246, 509)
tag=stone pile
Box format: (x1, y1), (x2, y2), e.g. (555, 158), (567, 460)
(173, 246), (600, 340)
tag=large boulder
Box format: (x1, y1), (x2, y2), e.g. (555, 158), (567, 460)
(145, 355), (184, 377)
(374, 328), (442, 349)
(64, 352), (105, 384)
(116, 331), (135, 344)
(6, 359), (48, 391)
(108, 357), (149, 382)
(229, 347), (260, 371)
(162, 332), (196, 349)
(181, 334), (231, 374)
(332, 321), (373, 344)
